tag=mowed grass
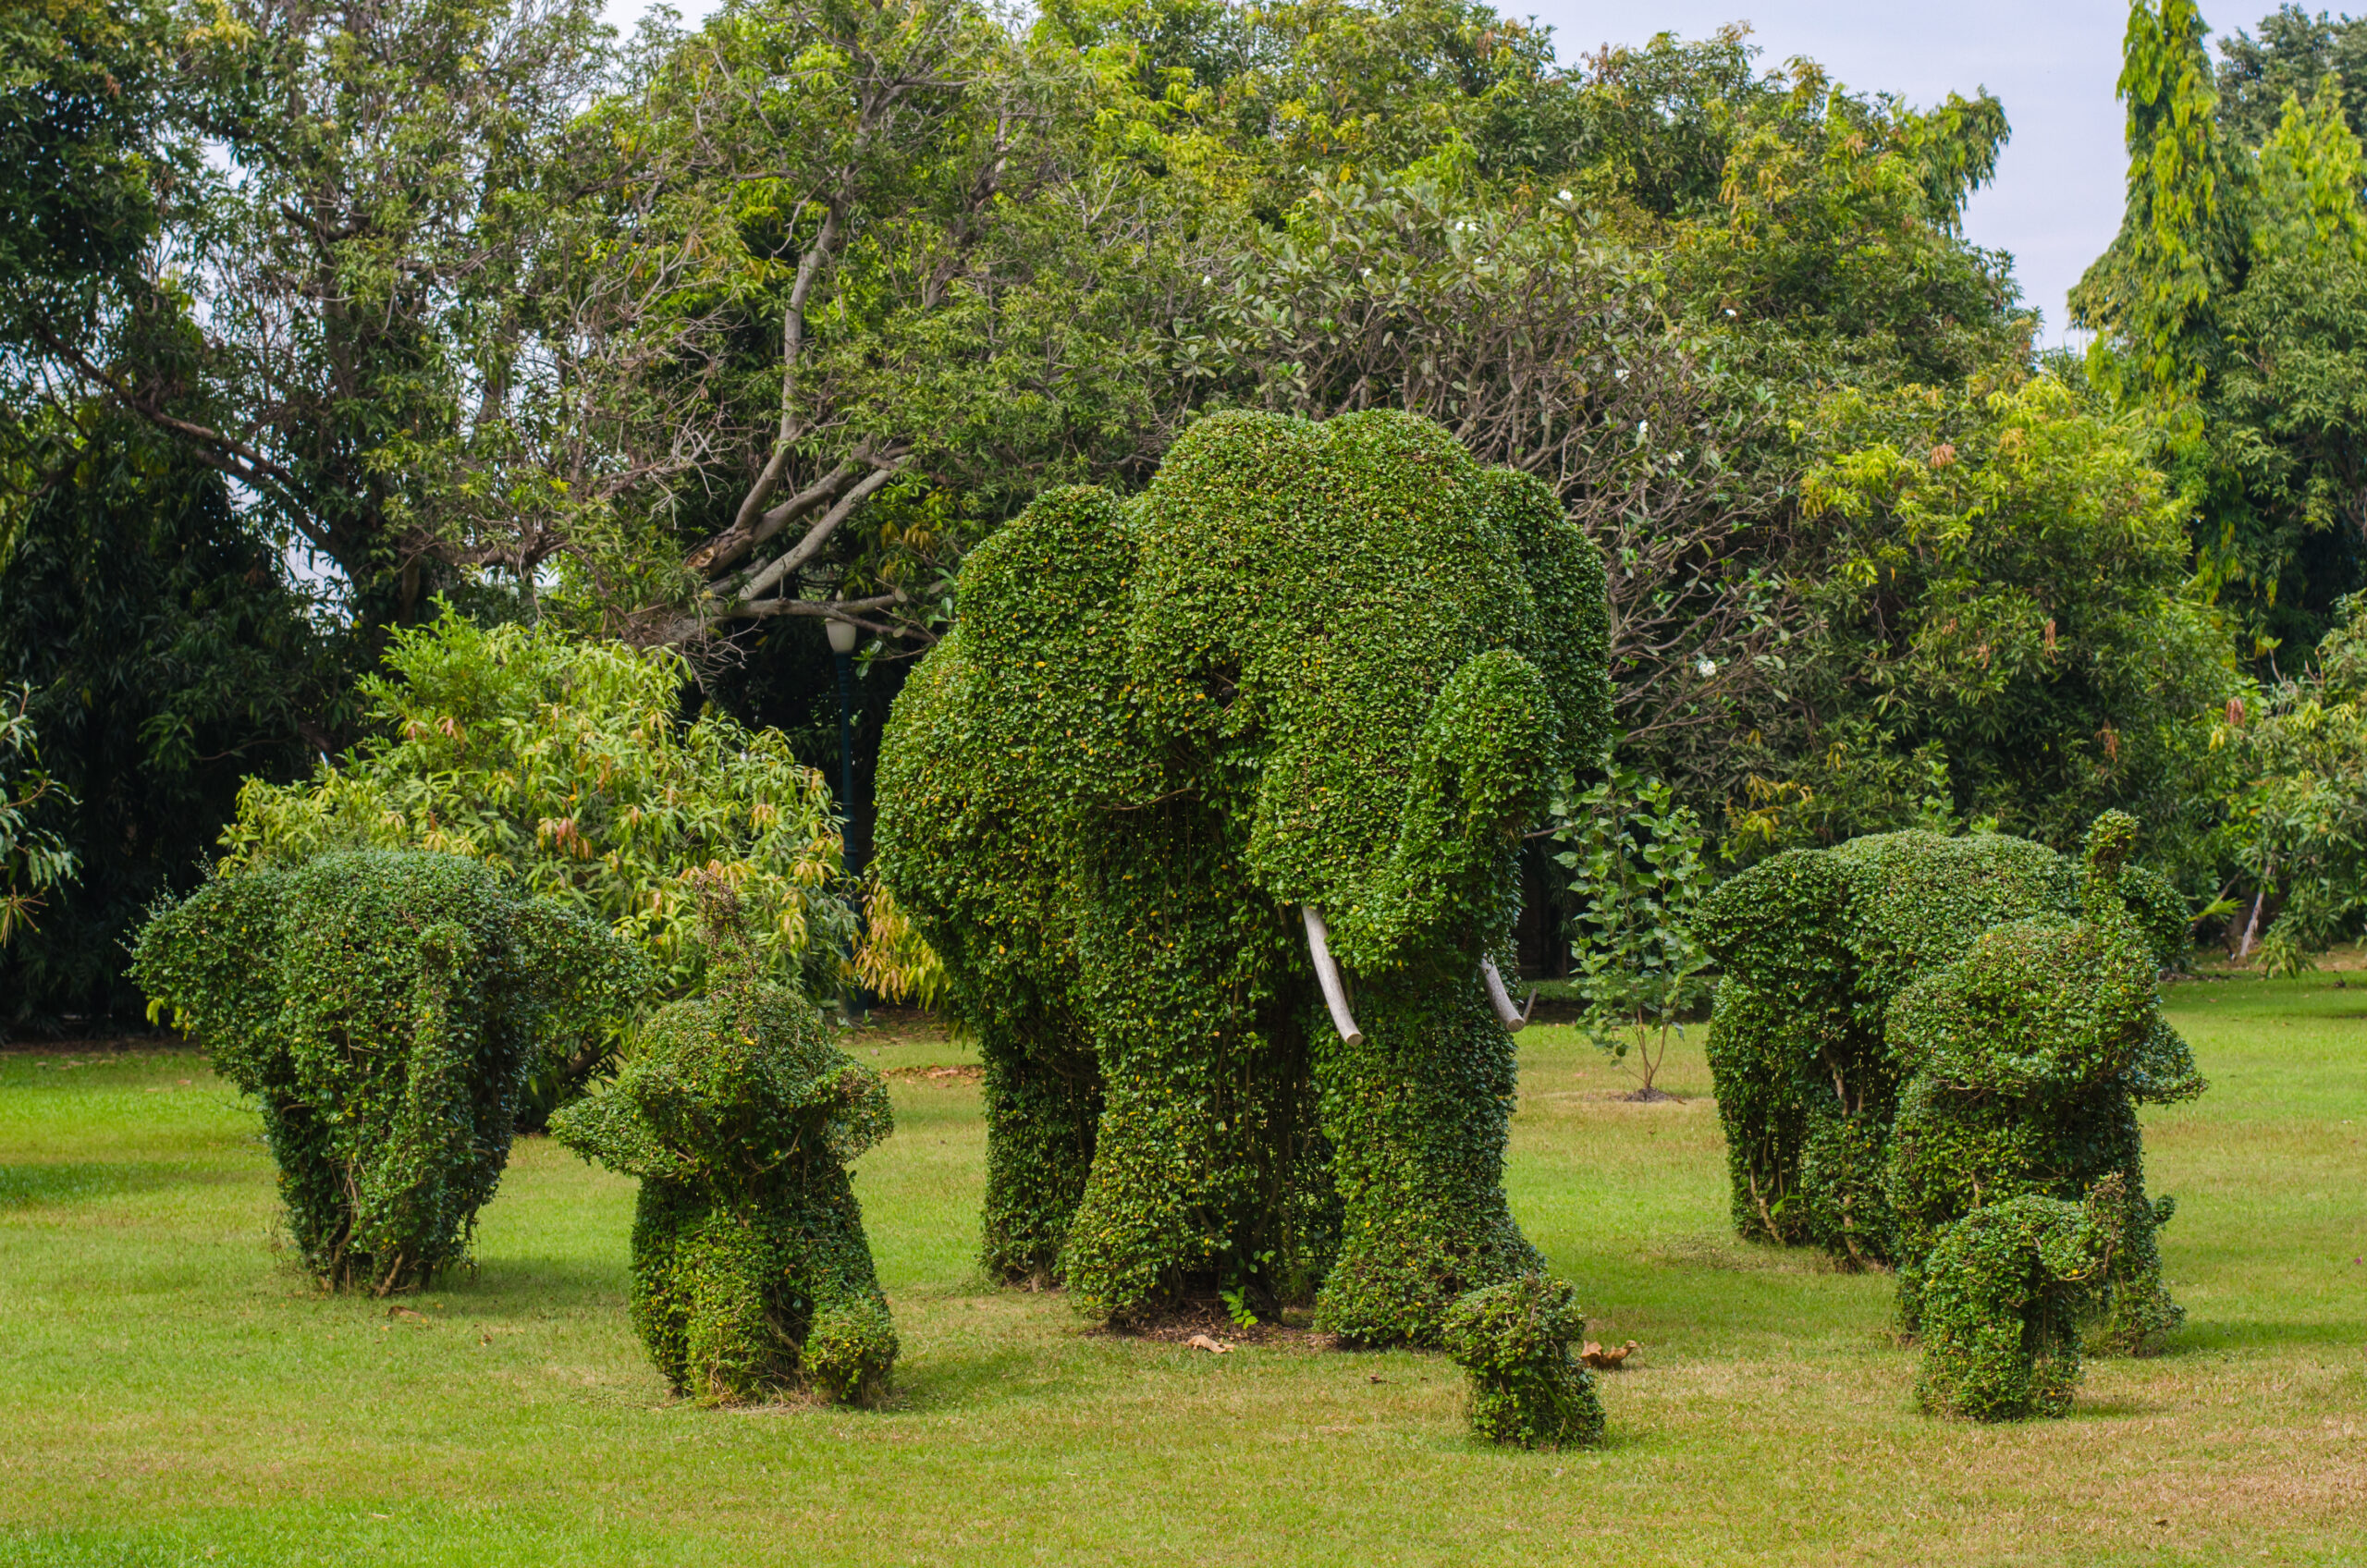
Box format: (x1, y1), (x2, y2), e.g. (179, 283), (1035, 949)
(0, 981), (2361, 1567)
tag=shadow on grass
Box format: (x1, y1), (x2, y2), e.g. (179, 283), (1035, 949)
(410, 1256), (631, 1317)
(0, 1162), (226, 1210)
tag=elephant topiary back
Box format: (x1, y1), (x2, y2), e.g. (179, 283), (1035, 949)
(132, 850), (651, 1293)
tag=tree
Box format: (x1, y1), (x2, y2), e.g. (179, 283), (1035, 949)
(1553, 766), (1711, 1100)
(22, 0), (615, 631)
(0, 413), (336, 1030)
(535, 0), (1231, 652)
(0, 690), (78, 949)
(2214, 4), (2367, 147)
(2212, 592), (2367, 970)
(1743, 375), (2238, 876)
(2074, 0), (2245, 407)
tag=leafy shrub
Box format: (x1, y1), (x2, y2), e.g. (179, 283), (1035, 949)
(1441, 1272), (1605, 1450)
(876, 411), (1612, 1345)
(1914, 1181), (2125, 1421)
(0, 687), (77, 947)
(548, 900), (898, 1406)
(216, 609), (853, 1116)
(1553, 766), (1713, 1098)
(131, 851), (651, 1293)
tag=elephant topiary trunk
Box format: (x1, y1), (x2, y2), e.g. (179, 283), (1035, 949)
(876, 410), (1612, 1359)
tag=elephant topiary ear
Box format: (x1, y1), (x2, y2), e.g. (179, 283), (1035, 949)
(943, 484), (1159, 815)
(129, 871), (293, 1094)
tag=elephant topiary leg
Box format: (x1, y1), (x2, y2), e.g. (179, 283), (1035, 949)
(1314, 974), (1540, 1346)
(977, 1021), (1103, 1284)
(679, 1212), (790, 1405)
(1058, 844), (1308, 1322)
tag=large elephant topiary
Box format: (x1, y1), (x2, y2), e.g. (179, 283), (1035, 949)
(133, 850), (652, 1293)
(876, 410), (1611, 1344)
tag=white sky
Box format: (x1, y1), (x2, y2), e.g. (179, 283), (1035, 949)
(609, 0), (2170, 343)
(1534, 2), (2140, 345)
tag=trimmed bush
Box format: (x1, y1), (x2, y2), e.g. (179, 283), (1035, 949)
(548, 950), (898, 1406)
(876, 410), (1612, 1348)
(1441, 1272), (1605, 1450)
(1914, 1181), (2125, 1421)
(131, 851), (651, 1293)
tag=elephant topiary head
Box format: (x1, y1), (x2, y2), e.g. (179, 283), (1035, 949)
(940, 410), (1608, 1009)
(1120, 411), (1609, 978)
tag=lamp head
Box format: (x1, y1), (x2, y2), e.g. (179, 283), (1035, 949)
(825, 618), (859, 655)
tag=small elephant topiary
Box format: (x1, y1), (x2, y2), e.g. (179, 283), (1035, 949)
(1885, 815), (2202, 1352)
(1441, 1272), (1605, 1449)
(549, 967), (899, 1406)
(132, 850), (652, 1293)
(1914, 1180), (2125, 1421)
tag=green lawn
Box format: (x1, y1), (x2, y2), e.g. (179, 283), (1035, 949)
(2, 979), (2361, 1567)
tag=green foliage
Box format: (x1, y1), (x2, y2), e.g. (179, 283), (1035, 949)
(1441, 1272), (1604, 1450)
(548, 898), (897, 1406)
(1752, 374), (2237, 871)
(2214, 594), (2367, 962)
(216, 610), (854, 1113)
(0, 413), (337, 1027)
(0, 688), (77, 948)
(2076, 0), (2243, 404)
(130, 850), (650, 1293)
(2215, 5), (2367, 149)
(1553, 766), (1711, 1096)
(877, 410), (1611, 1345)
(1912, 1182), (2126, 1421)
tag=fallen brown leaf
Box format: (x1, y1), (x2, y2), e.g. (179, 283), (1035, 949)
(1184, 1333), (1233, 1354)
(386, 1305), (429, 1324)
(1580, 1339), (1639, 1369)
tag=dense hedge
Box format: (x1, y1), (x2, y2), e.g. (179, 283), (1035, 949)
(549, 949), (898, 1406)
(1699, 814), (2203, 1384)
(877, 410), (1611, 1390)
(132, 851), (650, 1293)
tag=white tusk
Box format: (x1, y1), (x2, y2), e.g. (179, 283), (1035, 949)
(1481, 957), (1529, 1033)
(1302, 906), (1365, 1047)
